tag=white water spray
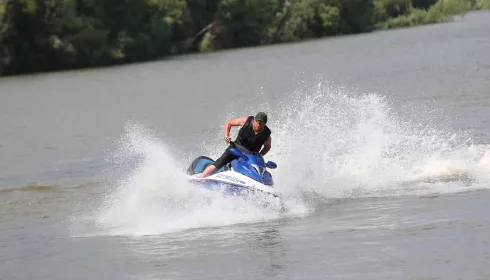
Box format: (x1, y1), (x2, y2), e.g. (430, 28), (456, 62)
(94, 122), (288, 236)
(265, 82), (490, 199)
(83, 81), (490, 236)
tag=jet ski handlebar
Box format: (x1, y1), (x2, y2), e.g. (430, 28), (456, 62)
(229, 142), (277, 169)
(229, 141), (256, 155)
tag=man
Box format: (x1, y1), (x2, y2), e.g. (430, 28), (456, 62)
(200, 112), (272, 178)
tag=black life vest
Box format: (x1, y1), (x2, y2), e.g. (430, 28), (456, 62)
(235, 116), (271, 153)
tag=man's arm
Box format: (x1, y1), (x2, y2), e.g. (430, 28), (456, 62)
(260, 136), (271, 156)
(224, 116), (248, 142)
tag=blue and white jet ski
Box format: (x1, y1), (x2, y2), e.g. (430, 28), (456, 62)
(187, 142), (283, 210)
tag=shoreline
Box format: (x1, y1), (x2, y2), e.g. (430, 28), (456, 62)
(0, 7), (487, 79)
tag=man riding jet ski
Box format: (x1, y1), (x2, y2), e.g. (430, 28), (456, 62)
(186, 112), (283, 209)
(201, 112), (272, 178)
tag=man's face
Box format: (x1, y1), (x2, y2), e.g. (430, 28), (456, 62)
(253, 119), (265, 130)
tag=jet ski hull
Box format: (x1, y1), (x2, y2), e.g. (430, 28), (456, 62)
(187, 144), (283, 210)
(187, 160), (283, 209)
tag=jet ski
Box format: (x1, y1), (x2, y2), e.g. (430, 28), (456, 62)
(186, 142), (283, 210)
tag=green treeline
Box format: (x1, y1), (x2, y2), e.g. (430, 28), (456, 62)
(0, 0), (486, 76)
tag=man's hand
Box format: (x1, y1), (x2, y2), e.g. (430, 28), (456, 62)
(224, 117), (248, 143)
(259, 136), (272, 156)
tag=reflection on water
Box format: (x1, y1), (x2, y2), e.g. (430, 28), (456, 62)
(245, 225), (288, 279)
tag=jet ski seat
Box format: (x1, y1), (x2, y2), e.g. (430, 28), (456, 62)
(186, 156), (227, 175)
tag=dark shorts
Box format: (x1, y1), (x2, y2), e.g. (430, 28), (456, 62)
(212, 146), (238, 169)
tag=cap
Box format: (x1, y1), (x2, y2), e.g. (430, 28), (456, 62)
(255, 112), (268, 125)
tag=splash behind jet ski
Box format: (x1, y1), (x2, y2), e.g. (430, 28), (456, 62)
(186, 142), (283, 210)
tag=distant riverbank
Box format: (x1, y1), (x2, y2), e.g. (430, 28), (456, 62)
(0, 0), (488, 77)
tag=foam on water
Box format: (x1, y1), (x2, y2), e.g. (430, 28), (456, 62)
(266, 81), (490, 199)
(89, 122), (289, 236)
(79, 81), (490, 236)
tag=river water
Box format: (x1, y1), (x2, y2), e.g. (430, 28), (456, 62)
(1, 11), (490, 280)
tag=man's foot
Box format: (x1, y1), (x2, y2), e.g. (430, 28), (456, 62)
(201, 165), (217, 178)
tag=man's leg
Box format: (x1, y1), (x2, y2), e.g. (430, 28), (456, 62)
(200, 146), (236, 178)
